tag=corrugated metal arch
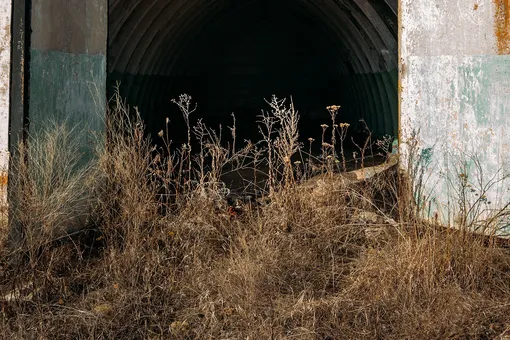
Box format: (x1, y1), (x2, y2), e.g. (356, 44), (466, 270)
(109, 0), (397, 75)
(108, 0), (399, 138)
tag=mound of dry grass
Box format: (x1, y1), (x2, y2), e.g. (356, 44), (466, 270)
(1, 93), (509, 339)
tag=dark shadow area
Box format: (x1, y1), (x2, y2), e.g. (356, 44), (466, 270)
(159, 2), (349, 145)
(108, 0), (398, 153)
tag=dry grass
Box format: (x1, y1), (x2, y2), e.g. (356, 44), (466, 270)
(1, 93), (509, 339)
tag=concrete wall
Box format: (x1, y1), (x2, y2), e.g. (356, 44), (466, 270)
(0, 0), (11, 203)
(400, 0), (510, 233)
(29, 0), (107, 143)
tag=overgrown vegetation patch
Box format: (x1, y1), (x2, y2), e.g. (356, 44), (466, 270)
(1, 92), (509, 339)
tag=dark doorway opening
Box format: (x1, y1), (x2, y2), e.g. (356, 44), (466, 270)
(108, 0), (398, 155)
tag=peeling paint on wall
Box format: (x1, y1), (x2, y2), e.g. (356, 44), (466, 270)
(400, 0), (510, 234)
(0, 0), (11, 205)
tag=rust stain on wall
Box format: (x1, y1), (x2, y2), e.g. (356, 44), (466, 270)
(0, 173), (7, 186)
(493, 0), (510, 54)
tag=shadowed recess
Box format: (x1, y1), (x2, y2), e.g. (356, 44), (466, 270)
(108, 0), (398, 145)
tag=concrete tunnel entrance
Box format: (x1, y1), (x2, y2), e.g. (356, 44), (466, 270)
(107, 0), (398, 154)
(6, 0), (509, 230)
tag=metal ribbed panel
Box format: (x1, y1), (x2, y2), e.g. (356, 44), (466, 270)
(108, 0), (398, 139)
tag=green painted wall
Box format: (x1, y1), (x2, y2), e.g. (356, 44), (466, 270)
(29, 49), (106, 159)
(29, 50), (105, 130)
(28, 0), (107, 161)
(401, 54), (510, 233)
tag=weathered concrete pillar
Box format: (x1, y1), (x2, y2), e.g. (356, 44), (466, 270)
(400, 0), (510, 232)
(0, 1), (11, 204)
(29, 0), (107, 140)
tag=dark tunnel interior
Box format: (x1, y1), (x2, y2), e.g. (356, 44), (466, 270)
(107, 0), (398, 152)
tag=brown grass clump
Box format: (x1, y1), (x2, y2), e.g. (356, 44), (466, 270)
(340, 229), (510, 339)
(1, 93), (509, 339)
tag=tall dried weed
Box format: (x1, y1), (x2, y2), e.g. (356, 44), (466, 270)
(1, 92), (509, 339)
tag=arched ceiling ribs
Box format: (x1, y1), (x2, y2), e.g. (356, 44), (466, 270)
(107, 0), (399, 139)
(109, 0), (398, 76)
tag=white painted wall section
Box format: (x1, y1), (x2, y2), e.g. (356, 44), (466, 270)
(400, 0), (510, 234)
(0, 1), (10, 203)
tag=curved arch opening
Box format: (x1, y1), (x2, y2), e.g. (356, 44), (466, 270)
(108, 0), (398, 150)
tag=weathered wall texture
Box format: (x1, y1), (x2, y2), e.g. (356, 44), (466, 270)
(400, 0), (510, 232)
(29, 0), (107, 140)
(0, 0), (11, 202)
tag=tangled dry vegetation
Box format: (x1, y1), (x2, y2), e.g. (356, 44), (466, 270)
(0, 93), (509, 339)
